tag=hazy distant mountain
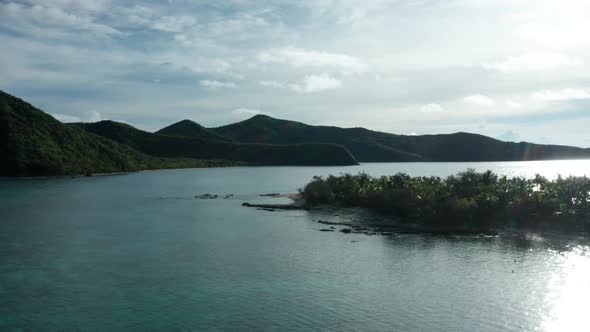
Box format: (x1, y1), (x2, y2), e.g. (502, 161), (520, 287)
(211, 114), (590, 162)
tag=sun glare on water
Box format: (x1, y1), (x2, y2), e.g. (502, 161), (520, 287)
(543, 245), (590, 332)
(498, 160), (590, 180)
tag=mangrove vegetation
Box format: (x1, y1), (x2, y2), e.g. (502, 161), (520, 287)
(302, 170), (590, 233)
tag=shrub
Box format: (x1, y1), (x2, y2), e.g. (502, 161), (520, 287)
(301, 169), (590, 232)
(302, 176), (335, 205)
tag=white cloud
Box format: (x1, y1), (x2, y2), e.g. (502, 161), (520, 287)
(25, 0), (110, 13)
(52, 113), (81, 122)
(463, 94), (496, 107)
(483, 52), (582, 73)
(51, 111), (101, 123)
(518, 21), (590, 50)
(260, 76), (342, 93)
(153, 15), (196, 32)
(289, 74), (342, 94)
(496, 130), (520, 142)
(0, 2), (120, 37)
(258, 47), (368, 74)
(259, 80), (286, 88)
(231, 108), (265, 116)
(200, 80), (237, 89)
(505, 100), (522, 108)
(5, 0), (590, 146)
(532, 88), (590, 101)
(420, 103), (444, 112)
(87, 111), (102, 122)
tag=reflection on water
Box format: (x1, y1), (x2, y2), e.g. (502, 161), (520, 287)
(495, 160), (590, 180)
(543, 245), (590, 332)
(344, 160), (590, 180)
(1, 161), (590, 331)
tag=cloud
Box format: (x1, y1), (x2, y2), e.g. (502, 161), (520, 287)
(153, 15), (196, 32)
(25, 0), (110, 13)
(231, 108), (266, 116)
(0, 2), (120, 37)
(463, 94), (496, 107)
(200, 80), (237, 88)
(505, 100), (522, 109)
(260, 76), (342, 93)
(87, 111), (102, 122)
(518, 20), (590, 50)
(3, 0), (590, 146)
(496, 130), (520, 142)
(483, 52), (582, 73)
(289, 74), (342, 94)
(259, 80), (287, 88)
(52, 113), (81, 122)
(51, 111), (101, 123)
(532, 88), (590, 101)
(420, 103), (444, 112)
(258, 47), (368, 74)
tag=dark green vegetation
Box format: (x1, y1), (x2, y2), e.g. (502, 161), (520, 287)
(0, 90), (356, 176)
(156, 119), (232, 142)
(72, 121), (357, 166)
(302, 170), (590, 233)
(0, 91), (236, 176)
(213, 114), (590, 162)
(4, 88), (590, 177)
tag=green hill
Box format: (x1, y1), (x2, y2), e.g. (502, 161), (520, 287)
(0, 90), (228, 176)
(72, 120), (357, 166)
(212, 114), (590, 162)
(156, 119), (232, 142)
(4, 88), (589, 177)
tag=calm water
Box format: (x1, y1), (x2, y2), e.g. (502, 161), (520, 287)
(1, 161), (590, 331)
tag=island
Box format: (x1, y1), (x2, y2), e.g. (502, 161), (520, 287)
(293, 170), (590, 235)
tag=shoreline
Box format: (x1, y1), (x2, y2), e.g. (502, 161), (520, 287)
(242, 194), (590, 238)
(0, 162), (241, 180)
(7, 159), (590, 179)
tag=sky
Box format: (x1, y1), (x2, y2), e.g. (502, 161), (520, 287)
(1, 0), (590, 146)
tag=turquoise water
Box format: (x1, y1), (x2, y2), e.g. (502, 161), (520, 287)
(1, 162), (590, 331)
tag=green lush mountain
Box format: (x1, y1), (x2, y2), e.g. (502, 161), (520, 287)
(156, 119), (232, 142)
(0, 90), (227, 176)
(212, 114), (590, 162)
(4, 87), (589, 177)
(72, 120), (357, 166)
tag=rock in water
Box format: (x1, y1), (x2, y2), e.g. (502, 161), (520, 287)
(196, 194), (218, 199)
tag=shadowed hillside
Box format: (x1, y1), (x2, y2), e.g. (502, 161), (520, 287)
(156, 119), (233, 142)
(212, 114), (590, 162)
(0, 90), (229, 176)
(73, 120), (357, 166)
(4, 88), (589, 177)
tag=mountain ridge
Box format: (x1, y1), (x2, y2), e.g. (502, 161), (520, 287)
(208, 114), (590, 162)
(156, 119), (232, 142)
(0, 90), (357, 176)
(3, 88), (590, 177)
(71, 120), (357, 166)
(0, 90), (233, 176)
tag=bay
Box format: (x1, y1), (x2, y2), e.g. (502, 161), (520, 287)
(1, 161), (589, 331)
